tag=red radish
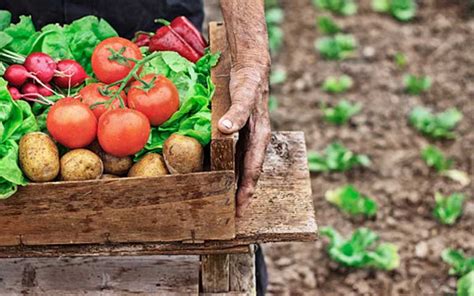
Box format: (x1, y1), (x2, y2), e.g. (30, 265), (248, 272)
(53, 60), (87, 88)
(38, 83), (54, 97)
(21, 82), (39, 95)
(8, 86), (22, 100)
(4, 65), (29, 87)
(24, 52), (57, 83)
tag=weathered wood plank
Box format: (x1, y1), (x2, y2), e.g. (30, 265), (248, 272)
(0, 171), (235, 246)
(0, 131), (316, 257)
(0, 255), (200, 295)
(229, 246), (256, 295)
(201, 254), (230, 293)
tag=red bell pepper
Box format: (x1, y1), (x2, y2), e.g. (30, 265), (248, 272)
(133, 32), (152, 47)
(170, 16), (207, 56)
(149, 26), (202, 63)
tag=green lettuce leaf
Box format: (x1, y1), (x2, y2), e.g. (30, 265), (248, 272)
(0, 139), (25, 199)
(321, 227), (400, 270)
(325, 185), (377, 217)
(3, 15), (39, 55)
(31, 24), (74, 61)
(458, 271), (474, 296)
(0, 10), (11, 31)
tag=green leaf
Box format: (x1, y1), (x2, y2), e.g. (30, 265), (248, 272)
(321, 227), (400, 270)
(409, 106), (462, 139)
(269, 95), (278, 112)
(433, 192), (465, 225)
(30, 24), (74, 61)
(373, 0), (417, 21)
(0, 31), (13, 50)
(313, 0), (358, 16)
(322, 100), (361, 125)
(325, 185), (377, 217)
(0, 139), (26, 199)
(403, 74), (431, 95)
(322, 75), (353, 93)
(270, 68), (287, 85)
(315, 34), (357, 60)
(308, 142), (371, 172)
(442, 249), (474, 277)
(265, 8), (284, 24)
(0, 10), (12, 31)
(394, 52), (407, 68)
(458, 271), (474, 296)
(421, 145), (452, 173)
(317, 16), (341, 35)
(372, 0), (390, 12)
(3, 15), (40, 55)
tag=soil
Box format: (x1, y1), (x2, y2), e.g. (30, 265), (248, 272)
(205, 0), (473, 295)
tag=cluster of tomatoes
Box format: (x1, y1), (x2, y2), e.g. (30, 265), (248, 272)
(46, 37), (180, 157)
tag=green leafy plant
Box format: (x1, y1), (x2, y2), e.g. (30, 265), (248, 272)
(270, 68), (287, 85)
(442, 249), (474, 296)
(403, 74), (431, 95)
(313, 0), (358, 15)
(325, 185), (377, 217)
(433, 192), (466, 225)
(322, 100), (361, 125)
(265, 4), (284, 54)
(317, 16), (341, 35)
(321, 227), (400, 270)
(322, 75), (353, 93)
(372, 0), (417, 21)
(315, 34), (357, 60)
(308, 142), (371, 172)
(394, 52), (407, 68)
(269, 95), (278, 112)
(421, 145), (470, 186)
(409, 106), (463, 139)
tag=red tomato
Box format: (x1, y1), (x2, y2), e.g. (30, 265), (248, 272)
(47, 98), (97, 148)
(91, 37), (143, 84)
(98, 109), (150, 157)
(80, 83), (127, 119)
(127, 74), (179, 126)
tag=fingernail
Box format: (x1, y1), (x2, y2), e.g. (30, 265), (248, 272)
(221, 119), (233, 130)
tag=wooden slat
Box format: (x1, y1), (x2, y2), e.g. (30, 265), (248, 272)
(201, 254), (230, 293)
(0, 171), (235, 246)
(229, 246), (256, 295)
(0, 131), (317, 257)
(0, 255), (199, 295)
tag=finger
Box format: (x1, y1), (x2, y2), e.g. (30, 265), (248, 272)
(236, 102), (271, 217)
(218, 76), (260, 134)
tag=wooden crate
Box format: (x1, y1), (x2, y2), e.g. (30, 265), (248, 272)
(0, 22), (237, 247)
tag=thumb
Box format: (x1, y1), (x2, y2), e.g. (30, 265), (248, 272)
(218, 76), (259, 134)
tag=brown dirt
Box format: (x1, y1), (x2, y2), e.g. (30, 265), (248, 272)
(205, 0), (473, 295)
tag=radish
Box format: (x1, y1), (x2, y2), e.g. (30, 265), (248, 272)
(24, 52), (57, 83)
(8, 86), (22, 100)
(21, 82), (39, 95)
(4, 65), (29, 87)
(54, 60), (87, 89)
(38, 83), (54, 97)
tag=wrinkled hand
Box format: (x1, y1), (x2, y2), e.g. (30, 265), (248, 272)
(218, 62), (271, 217)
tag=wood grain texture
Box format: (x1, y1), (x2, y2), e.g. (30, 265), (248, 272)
(0, 171), (235, 246)
(0, 255), (199, 295)
(0, 131), (316, 257)
(201, 254), (230, 293)
(229, 246), (256, 295)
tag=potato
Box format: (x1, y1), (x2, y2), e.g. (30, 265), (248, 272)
(101, 174), (119, 179)
(89, 141), (132, 176)
(163, 134), (203, 174)
(19, 132), (60, 182)
(128, 153), (168, 177)
(60, 149), (103, 181)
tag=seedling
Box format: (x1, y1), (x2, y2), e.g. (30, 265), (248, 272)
(422, 146), (471, 186)
(403, 74), (431, 95)
(321, 227), (400, 270)
(265, 5), (284, 54)
(308, 142), (371, 172)
(394, 52), (407, 68)
(409, 106), (462, 139)
(313, 0), (358, 16)
(322, 100), (361, 125)
(442, 249), (474, 295)
(322, 75), (353, 93)
(372, 0), (417, 21)
(269, 95), (278, 112)
(433, 192), (465, 225)
(315, 34), (357, 60)
(317, 16), (341, 35)
(270, 68), (287, 85)
(325, 185), (377, 217)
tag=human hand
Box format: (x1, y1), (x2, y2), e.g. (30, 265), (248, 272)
(218, 63), (271, 217)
